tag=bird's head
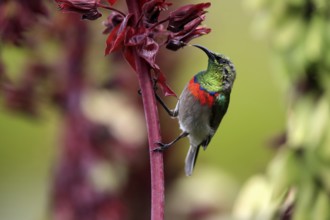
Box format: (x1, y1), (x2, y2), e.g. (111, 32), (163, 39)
(193, 44), (236, 91)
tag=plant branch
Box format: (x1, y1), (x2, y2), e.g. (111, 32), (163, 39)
(135, 53), (165, 220)
(149, 17), (170, 30)
(96, 3), (126, 16)
(126, 1), (165, 220)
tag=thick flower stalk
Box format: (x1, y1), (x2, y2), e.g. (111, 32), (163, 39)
(54, 0), (211, 219)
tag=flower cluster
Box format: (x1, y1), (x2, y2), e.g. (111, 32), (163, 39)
(0, 0), (48, 45)
(55, 0), (211, 96)
(4, 63), (50, 115)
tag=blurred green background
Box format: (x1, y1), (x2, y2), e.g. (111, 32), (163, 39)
(0, 1), (285, 220)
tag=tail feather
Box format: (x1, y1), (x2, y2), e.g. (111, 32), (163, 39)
(185, 145), (201, 176)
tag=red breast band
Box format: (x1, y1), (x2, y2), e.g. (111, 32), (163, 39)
(188, 78), (219, 107)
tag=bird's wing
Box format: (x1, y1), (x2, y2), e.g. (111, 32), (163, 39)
(210, 93), (230, 131)
(200, 93), (230, 150)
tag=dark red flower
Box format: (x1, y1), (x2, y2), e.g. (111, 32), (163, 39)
(55, 0), (102, 20)
(20, 0), (48, 16)
(123, 26), (159, 69)
(4, 85), (37, 115)
(166, 16), (211, 51)
(0, 14), (27, 45)
(102, 1), (211, 97)
(103, 12), (124, 34)
(167, 2), (210, 32)
(3, 63), (50, 115)
(122, 31), (175, 97)
(136, 37), (160, 69)
(0, 0), (48, 45)
(142, 0), (172, 24)
(125, 28), (147, 46)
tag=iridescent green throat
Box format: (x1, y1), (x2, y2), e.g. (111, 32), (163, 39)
(195, 61), (223, 93)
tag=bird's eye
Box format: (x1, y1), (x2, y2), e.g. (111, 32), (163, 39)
(219, 58), (228, 65)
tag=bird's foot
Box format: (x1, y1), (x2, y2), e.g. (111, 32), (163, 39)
(152, 78), (159, 91)
(153, 142), (171, 152)
(137, 78), (158, 96)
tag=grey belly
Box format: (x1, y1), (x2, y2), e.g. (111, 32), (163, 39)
(176, 90), (213, 147)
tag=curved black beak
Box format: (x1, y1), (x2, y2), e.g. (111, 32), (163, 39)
(193, 44), (216, 61)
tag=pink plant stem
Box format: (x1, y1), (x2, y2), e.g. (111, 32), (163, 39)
(136, 54), (165, 220)
(125, 1), (165, 219)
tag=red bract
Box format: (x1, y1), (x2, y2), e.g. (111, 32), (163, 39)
(156, 70), (176, 97)
(136, 37), (160, 69)
(123, 47), (136, 71)
(105, 14), (132, 55)
(107, 0), (117, 5)
(140, 37), (159, 67)
(124, 28), (160, 69)
(167, 2), (210, 32)
(55, 0), (102, 20)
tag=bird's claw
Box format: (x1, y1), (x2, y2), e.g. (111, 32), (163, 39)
(137, 78), (158, 96)
(153, 142), (170, 152)
(152, 78), (158, 91)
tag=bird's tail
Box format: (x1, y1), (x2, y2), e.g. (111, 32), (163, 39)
(185, 145), (201, 176)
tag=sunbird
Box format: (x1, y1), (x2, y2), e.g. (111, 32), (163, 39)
(155, 45), (236, 176)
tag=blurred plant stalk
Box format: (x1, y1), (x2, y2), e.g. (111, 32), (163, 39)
(233, 1), (330, 219)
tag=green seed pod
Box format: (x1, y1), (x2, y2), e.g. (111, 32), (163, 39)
(305, 98), (329, 149)
(232, 175), (275, 220)
(287, 98), (313, 148)
(269, 0), (290, 24)
(250, 12), (273, 38)
(292, 179), (316, 220)
(273, 16), (305, 52)
(323, 121), (330, 157)
(304, 15), (325, 63)
(314, 160), (330, 192)
(323, 22), (330, 69)
(282, 41), (306, 78)
(311, 190), (330, 220)
(271, 54), (291, 92)
(313, 0), (328, 11)
(268, 150), (299, 199)
(288, 0), (305, 8)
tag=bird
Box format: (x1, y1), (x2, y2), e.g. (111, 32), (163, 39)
(155, 44), (236, 176)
